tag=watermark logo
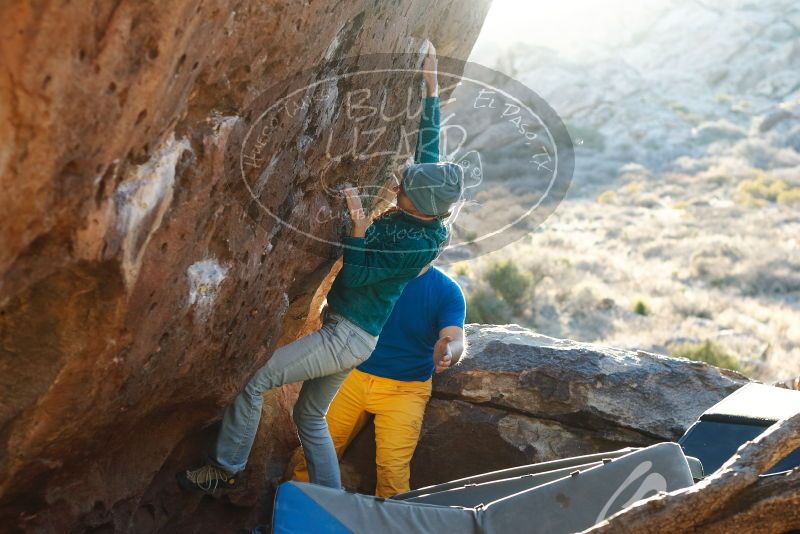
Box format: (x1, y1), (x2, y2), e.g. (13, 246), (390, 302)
(227, 53), (573, 263)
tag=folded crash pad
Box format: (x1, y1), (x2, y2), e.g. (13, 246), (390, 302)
(393, 447), (637, 501)
(272, 443), (694, 534)
(679, 383), (800, 474)
(400, 461), (604, 507)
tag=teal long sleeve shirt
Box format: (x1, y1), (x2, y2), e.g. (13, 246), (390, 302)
(327, 96), (447, 336)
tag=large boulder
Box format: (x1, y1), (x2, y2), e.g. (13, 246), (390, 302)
(435, 324), (748, 440)
(0, 1), (489, 532)
(340, 324), (748, 493)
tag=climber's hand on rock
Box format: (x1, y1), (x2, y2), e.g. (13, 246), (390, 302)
(386, 169), (402, 193)
(343, 186), (368, 237)
(383, 169), (402, 200)
(369, 172), (401, 216)
(423, 41), (438, 97)
(434, 335), (453, 373)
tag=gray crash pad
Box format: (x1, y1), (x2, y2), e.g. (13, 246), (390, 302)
(272, 443), (694, 534)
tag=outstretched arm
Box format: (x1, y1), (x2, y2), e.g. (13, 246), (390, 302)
(434, 326), (465, 373)
(375, 42), (440, 215)
(433, 285), (467, 372)
(415, 42), (440, 164)
(423, 41), (438, 98)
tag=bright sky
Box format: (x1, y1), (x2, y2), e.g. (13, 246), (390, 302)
(471, 0), (671, 61)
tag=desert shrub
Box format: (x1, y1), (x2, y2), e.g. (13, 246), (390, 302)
(553, 256), (572, 269)
(456, 228), (478, 243)
(670, 104), (704, 125)
(737, 260), (800, 296)
(692, 120), (746, 144)
(710, 276), (734, 288)
(670, 340), (740, 372)
(597, 191), (618, 204)
(484, 259), (534, 314)
(466, 288), (513, 324)
(633, 299), (650, 316)
(566, 122), (606, 151)
(672, 298), (712, 319)
(777, 188), (800, 205)
(714, 93), (734, 104)
(670, 101), (691, 113)
(730, 102), (748, 114)
(735, 172), (790, 205)
(452, 262), (470, 277)
(622, 182), (645, 195)
(636, 194), (661, 208)
(619, 162), (652, 181)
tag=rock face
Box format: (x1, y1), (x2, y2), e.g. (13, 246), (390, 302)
(0, 1), (489, 532)
(340, 324), (748, 493)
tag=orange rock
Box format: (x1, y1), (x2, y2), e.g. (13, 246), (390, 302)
(0, 1), (489, 531)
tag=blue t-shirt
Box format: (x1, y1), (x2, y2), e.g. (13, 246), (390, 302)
(357, 267), (466, 382)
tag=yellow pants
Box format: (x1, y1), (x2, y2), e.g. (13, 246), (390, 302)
(289, 368), (432, 497)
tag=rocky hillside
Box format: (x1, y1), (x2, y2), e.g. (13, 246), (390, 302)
(475, 0), (800, 187)
(0, 1), (489, 532)
(449, 0), (800, 382)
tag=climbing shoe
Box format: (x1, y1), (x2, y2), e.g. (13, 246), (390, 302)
(176, 463), (239, 494)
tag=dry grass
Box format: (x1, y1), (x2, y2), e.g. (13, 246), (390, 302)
(446, 164), (800, 383)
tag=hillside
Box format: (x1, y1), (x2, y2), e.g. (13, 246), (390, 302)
(448, 0), (800, 383)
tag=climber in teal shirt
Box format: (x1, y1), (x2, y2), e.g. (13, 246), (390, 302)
(327, 91), (449, 336)
(178, 42), (464, 495)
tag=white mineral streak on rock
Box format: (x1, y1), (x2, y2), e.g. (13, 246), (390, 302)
(311, 82), (338, 134)
(298, 135), (314, 152)
(114, 134), (191, 286)
(497, 414), (535, 451)
(323, 32), (340, 61)
(254, 154), (280, 196)
(187, 260), (229, 309)
(209, 114), (239, 142)
(460, 387), (493, 402)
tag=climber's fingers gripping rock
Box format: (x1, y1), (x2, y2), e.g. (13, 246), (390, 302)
(343, 186), (368, 237)
(422, 40), (438, 97)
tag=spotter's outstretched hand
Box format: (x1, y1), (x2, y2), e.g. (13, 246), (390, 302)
(433, 335), (453, 373)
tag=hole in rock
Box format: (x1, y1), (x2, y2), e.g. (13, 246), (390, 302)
(146, 41), (159, 60)
(175, 53), (186, 73)
(135, 109), (147, 125)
